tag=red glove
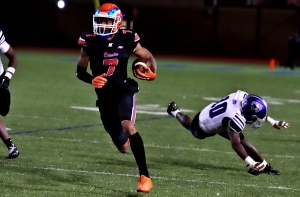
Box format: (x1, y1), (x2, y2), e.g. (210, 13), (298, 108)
(92, 73), (107, 88)
(133, 62), (156, 81)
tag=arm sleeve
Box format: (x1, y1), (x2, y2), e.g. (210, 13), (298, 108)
(76, 65), (93, 84)
(228, 113), (246, 133)
(0, 31), (10, 53)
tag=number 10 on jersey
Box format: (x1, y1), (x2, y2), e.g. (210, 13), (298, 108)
(209, 96), (229, 118)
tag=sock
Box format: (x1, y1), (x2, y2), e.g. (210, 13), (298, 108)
(3, 138), (14, 149)
(128, 132), (149, 177)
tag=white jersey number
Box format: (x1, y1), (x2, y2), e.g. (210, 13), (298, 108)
(209, 96), (230, 118)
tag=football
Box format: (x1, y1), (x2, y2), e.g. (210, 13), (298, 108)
(132, 58), (148, 73)
(134, 62), (147, 73)
(131, 57), (156, 81)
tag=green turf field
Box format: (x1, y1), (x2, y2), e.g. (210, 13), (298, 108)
(0, 50), (299, 197)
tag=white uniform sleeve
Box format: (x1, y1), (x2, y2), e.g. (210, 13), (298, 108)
(228, 113), (246, 133)
(0, 30), (11, 53)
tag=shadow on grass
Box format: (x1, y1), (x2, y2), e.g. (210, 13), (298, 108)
(150, 156), (244, 173)
(1, 165), (143, 197)
(2, 181), (143, 197)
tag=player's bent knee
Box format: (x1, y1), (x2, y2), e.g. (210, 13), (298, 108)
(0, 107), (10, 117)
(118, 139), (130, 153)
(121, 120), (136, 136)
(118, 147), (128, 154)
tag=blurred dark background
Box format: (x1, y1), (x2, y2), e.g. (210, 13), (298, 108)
(0, 0), (299, 61)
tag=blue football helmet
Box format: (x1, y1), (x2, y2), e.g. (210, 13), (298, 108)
(241, 94), (268, 129)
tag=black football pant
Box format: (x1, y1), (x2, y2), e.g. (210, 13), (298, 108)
(96, 92), (137, 148)
(0, 88), (11, 116)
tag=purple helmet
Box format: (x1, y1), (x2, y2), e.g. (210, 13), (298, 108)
(241, 94), (268, 129)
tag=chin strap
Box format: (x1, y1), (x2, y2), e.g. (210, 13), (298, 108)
(100, 35), (110, 39)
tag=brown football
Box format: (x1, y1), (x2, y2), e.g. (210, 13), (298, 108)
(132, 57), (148, 73)
(134, 62), (147, 73)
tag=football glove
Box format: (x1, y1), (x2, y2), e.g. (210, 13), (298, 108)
(266, 116), (290, 130)
(245, 156), (258, 168)
(133, 62), (156, 81)
(255, 160), (268, 171)
(273, 121), (290, 130)
(247, 162), (279, 176)
(92, 73), (107, 88)
(245, 156), (267, 171)
(0, 76), (10, 89)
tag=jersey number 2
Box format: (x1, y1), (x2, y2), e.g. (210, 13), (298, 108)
(209, 96), (229, 118)
(103, 59), (119, 76)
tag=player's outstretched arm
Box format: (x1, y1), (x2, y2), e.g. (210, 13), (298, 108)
(76, 48), (93, 84)
(266, 115), (290, 130)
(227, 128), (267, 171)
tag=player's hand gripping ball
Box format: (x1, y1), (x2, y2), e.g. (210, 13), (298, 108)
(132, 58), (156, 81)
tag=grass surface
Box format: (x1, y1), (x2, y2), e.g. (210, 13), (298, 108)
(0, 50), (299, 197)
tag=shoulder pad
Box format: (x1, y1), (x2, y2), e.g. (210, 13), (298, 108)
(0, 30), (5, 45)
(228, 113), (246, 133)
(78, 32), (95, 46)
(121, 29), (134, 34)
(120, 29), (140, 42)
(134, 32), (140, 42)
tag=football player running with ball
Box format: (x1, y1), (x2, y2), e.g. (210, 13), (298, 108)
(167, 90), (289, 175)
(76, 3), (156, 193)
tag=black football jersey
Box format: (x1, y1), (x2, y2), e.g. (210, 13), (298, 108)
(78, 29), (140, 92)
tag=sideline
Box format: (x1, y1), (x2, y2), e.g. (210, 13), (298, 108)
(15, 46), (270, 65)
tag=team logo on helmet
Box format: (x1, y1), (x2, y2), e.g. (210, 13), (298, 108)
(251, 101), (262, 113)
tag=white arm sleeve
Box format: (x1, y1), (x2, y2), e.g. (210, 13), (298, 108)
(0, 30), (10, 53)
(0, 41), (10, 53)
(0, 31), (10, 53)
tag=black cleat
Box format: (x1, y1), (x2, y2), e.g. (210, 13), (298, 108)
(167, 102), (178, 116)
(247, 168), (261, 176)
(247, 164), (280, 176)
(8, 147), (20, 159)
(262, 164), (280, 175)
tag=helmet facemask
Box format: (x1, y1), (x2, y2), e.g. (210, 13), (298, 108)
(93, 15), (122, 36)
(246, 115), (265, 130)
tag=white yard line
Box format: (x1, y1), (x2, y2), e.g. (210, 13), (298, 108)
(71, 105), (194, 116)
(294, 90), (300, 94)
(22, 136), (298, 159)
(2, 163), (298, 191)
(8, 114), (65, 120)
